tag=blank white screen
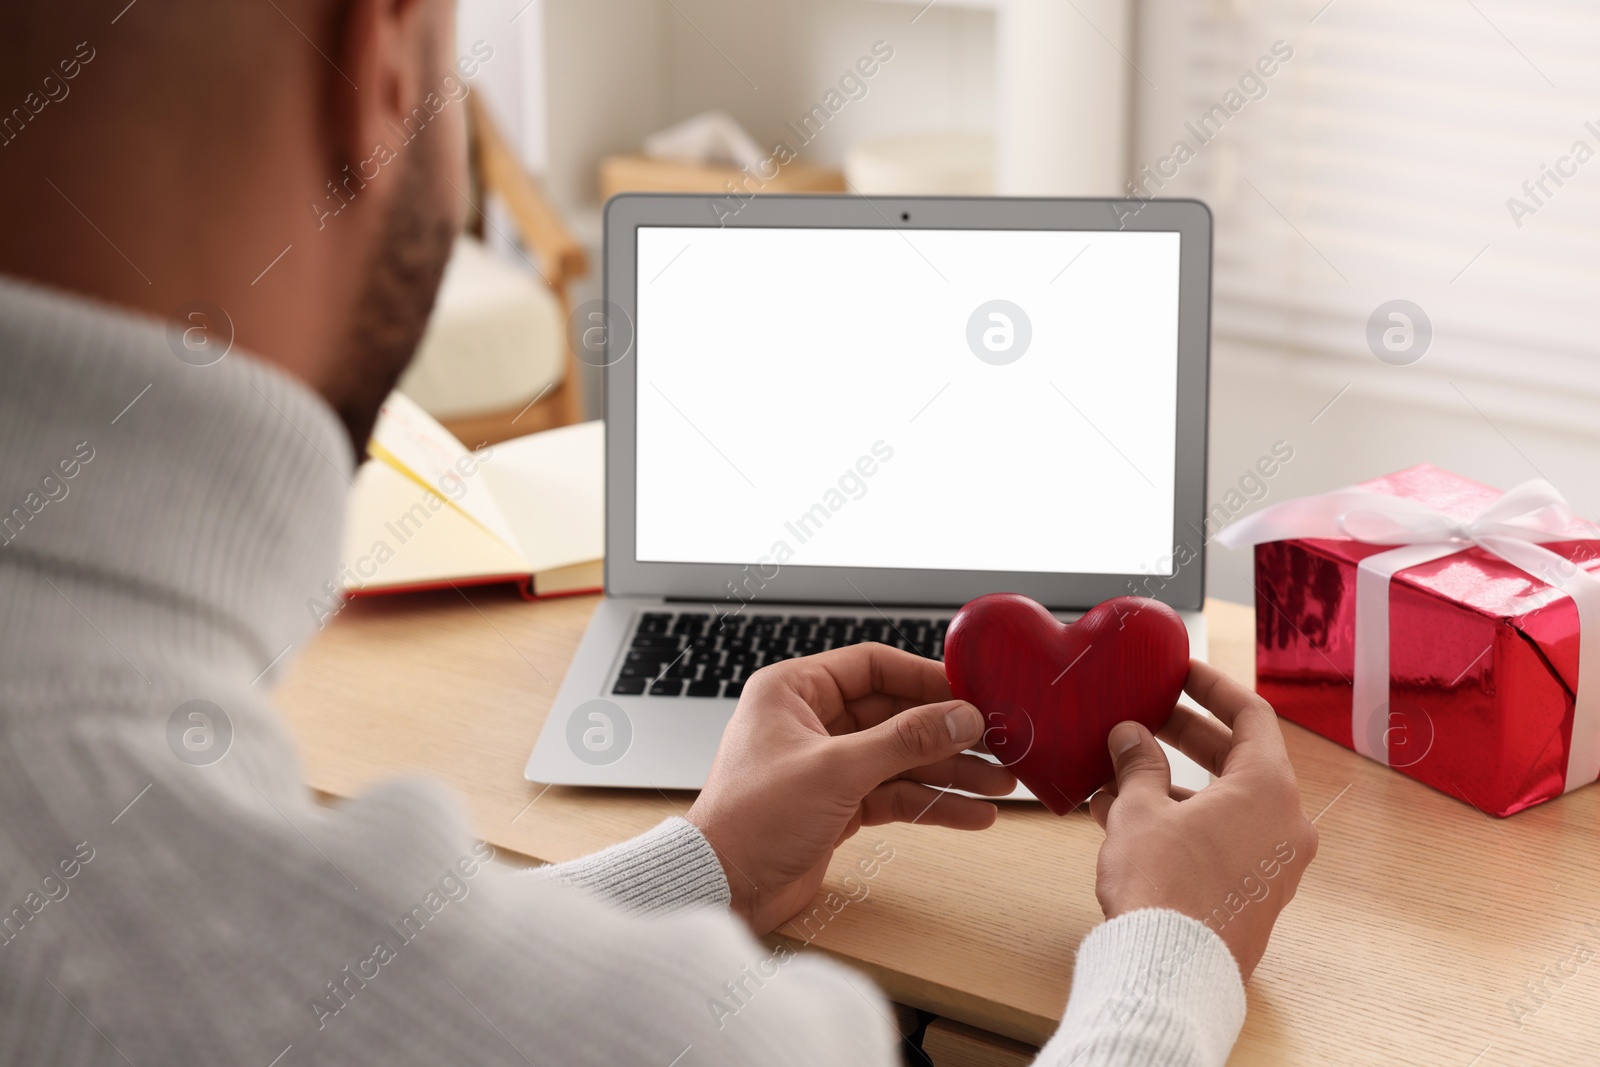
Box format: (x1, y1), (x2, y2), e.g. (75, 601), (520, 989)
(633, 226), (1181, 576)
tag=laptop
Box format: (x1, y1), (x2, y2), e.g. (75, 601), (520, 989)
(525, 194), (1215, 798)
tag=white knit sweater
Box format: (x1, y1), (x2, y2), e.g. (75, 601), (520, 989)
(0, 275), (1246, 1066)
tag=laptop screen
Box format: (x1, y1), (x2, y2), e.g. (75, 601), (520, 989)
(632, 225), (1182, 578)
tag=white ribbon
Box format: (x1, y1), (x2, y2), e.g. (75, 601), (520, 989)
(1216, 479), (1600, 793)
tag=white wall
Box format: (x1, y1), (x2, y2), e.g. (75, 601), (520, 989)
(996, 0), (1130, 195)
(541, 0), (671, 211)
(456, 0), (548, 170)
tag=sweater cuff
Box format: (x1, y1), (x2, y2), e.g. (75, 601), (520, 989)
(1042, 909), (1246, 1067)
(528, 817), (732, 916)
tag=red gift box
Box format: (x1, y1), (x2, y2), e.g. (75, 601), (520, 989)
(1218, 465), (1600, 816)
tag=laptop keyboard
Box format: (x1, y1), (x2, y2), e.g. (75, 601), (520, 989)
(611, 611), (951, 699)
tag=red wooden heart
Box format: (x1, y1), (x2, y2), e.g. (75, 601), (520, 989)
(944, 593), (1189, 815)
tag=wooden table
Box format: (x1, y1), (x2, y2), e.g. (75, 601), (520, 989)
(277, 591), (1600, 1065)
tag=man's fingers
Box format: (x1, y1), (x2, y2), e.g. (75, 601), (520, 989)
(1090, 775), (1192, 830)
(1108, 721), (1172, 805)
(805, 642), (953, 708)
(833, 692), (951, 735)
(838, 699), (983, 791)
(1182, 659), (1257, 727)
(859, 779), (998, 830)
(897, 752), (1018, 797)
(1183, 659), (1291, 771)
(1088, 788), (1114, 830)
(833, 809), (865, 847)
(1156, 704), (1233, 777)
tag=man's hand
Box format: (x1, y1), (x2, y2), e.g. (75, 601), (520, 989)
(1087, 659), (1318, 981)
(687, 642), (1017, 935)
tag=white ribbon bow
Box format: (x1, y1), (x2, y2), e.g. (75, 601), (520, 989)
(1217, 479), (1600, 793)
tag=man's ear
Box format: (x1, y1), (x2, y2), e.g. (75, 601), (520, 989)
(328, 0), (437, 193)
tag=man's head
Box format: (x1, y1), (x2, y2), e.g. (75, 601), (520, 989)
(0, 0), (468, 452)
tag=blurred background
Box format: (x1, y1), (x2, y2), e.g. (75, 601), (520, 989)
(427, 0), (1600, 604)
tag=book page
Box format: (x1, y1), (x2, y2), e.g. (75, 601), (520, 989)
(369, 392), (526, 558)
(340, 460), (530, 591)
(478, 421), (604, 575)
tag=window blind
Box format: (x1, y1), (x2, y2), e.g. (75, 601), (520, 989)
(1135, 0), (1600, 428)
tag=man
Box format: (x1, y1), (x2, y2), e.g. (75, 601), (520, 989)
(0, 2), (1317, 1063)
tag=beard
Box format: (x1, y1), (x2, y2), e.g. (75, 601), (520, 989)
(326, 147), (457, 458)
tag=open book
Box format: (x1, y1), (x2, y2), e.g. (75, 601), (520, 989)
(340, 393), (603, 599)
